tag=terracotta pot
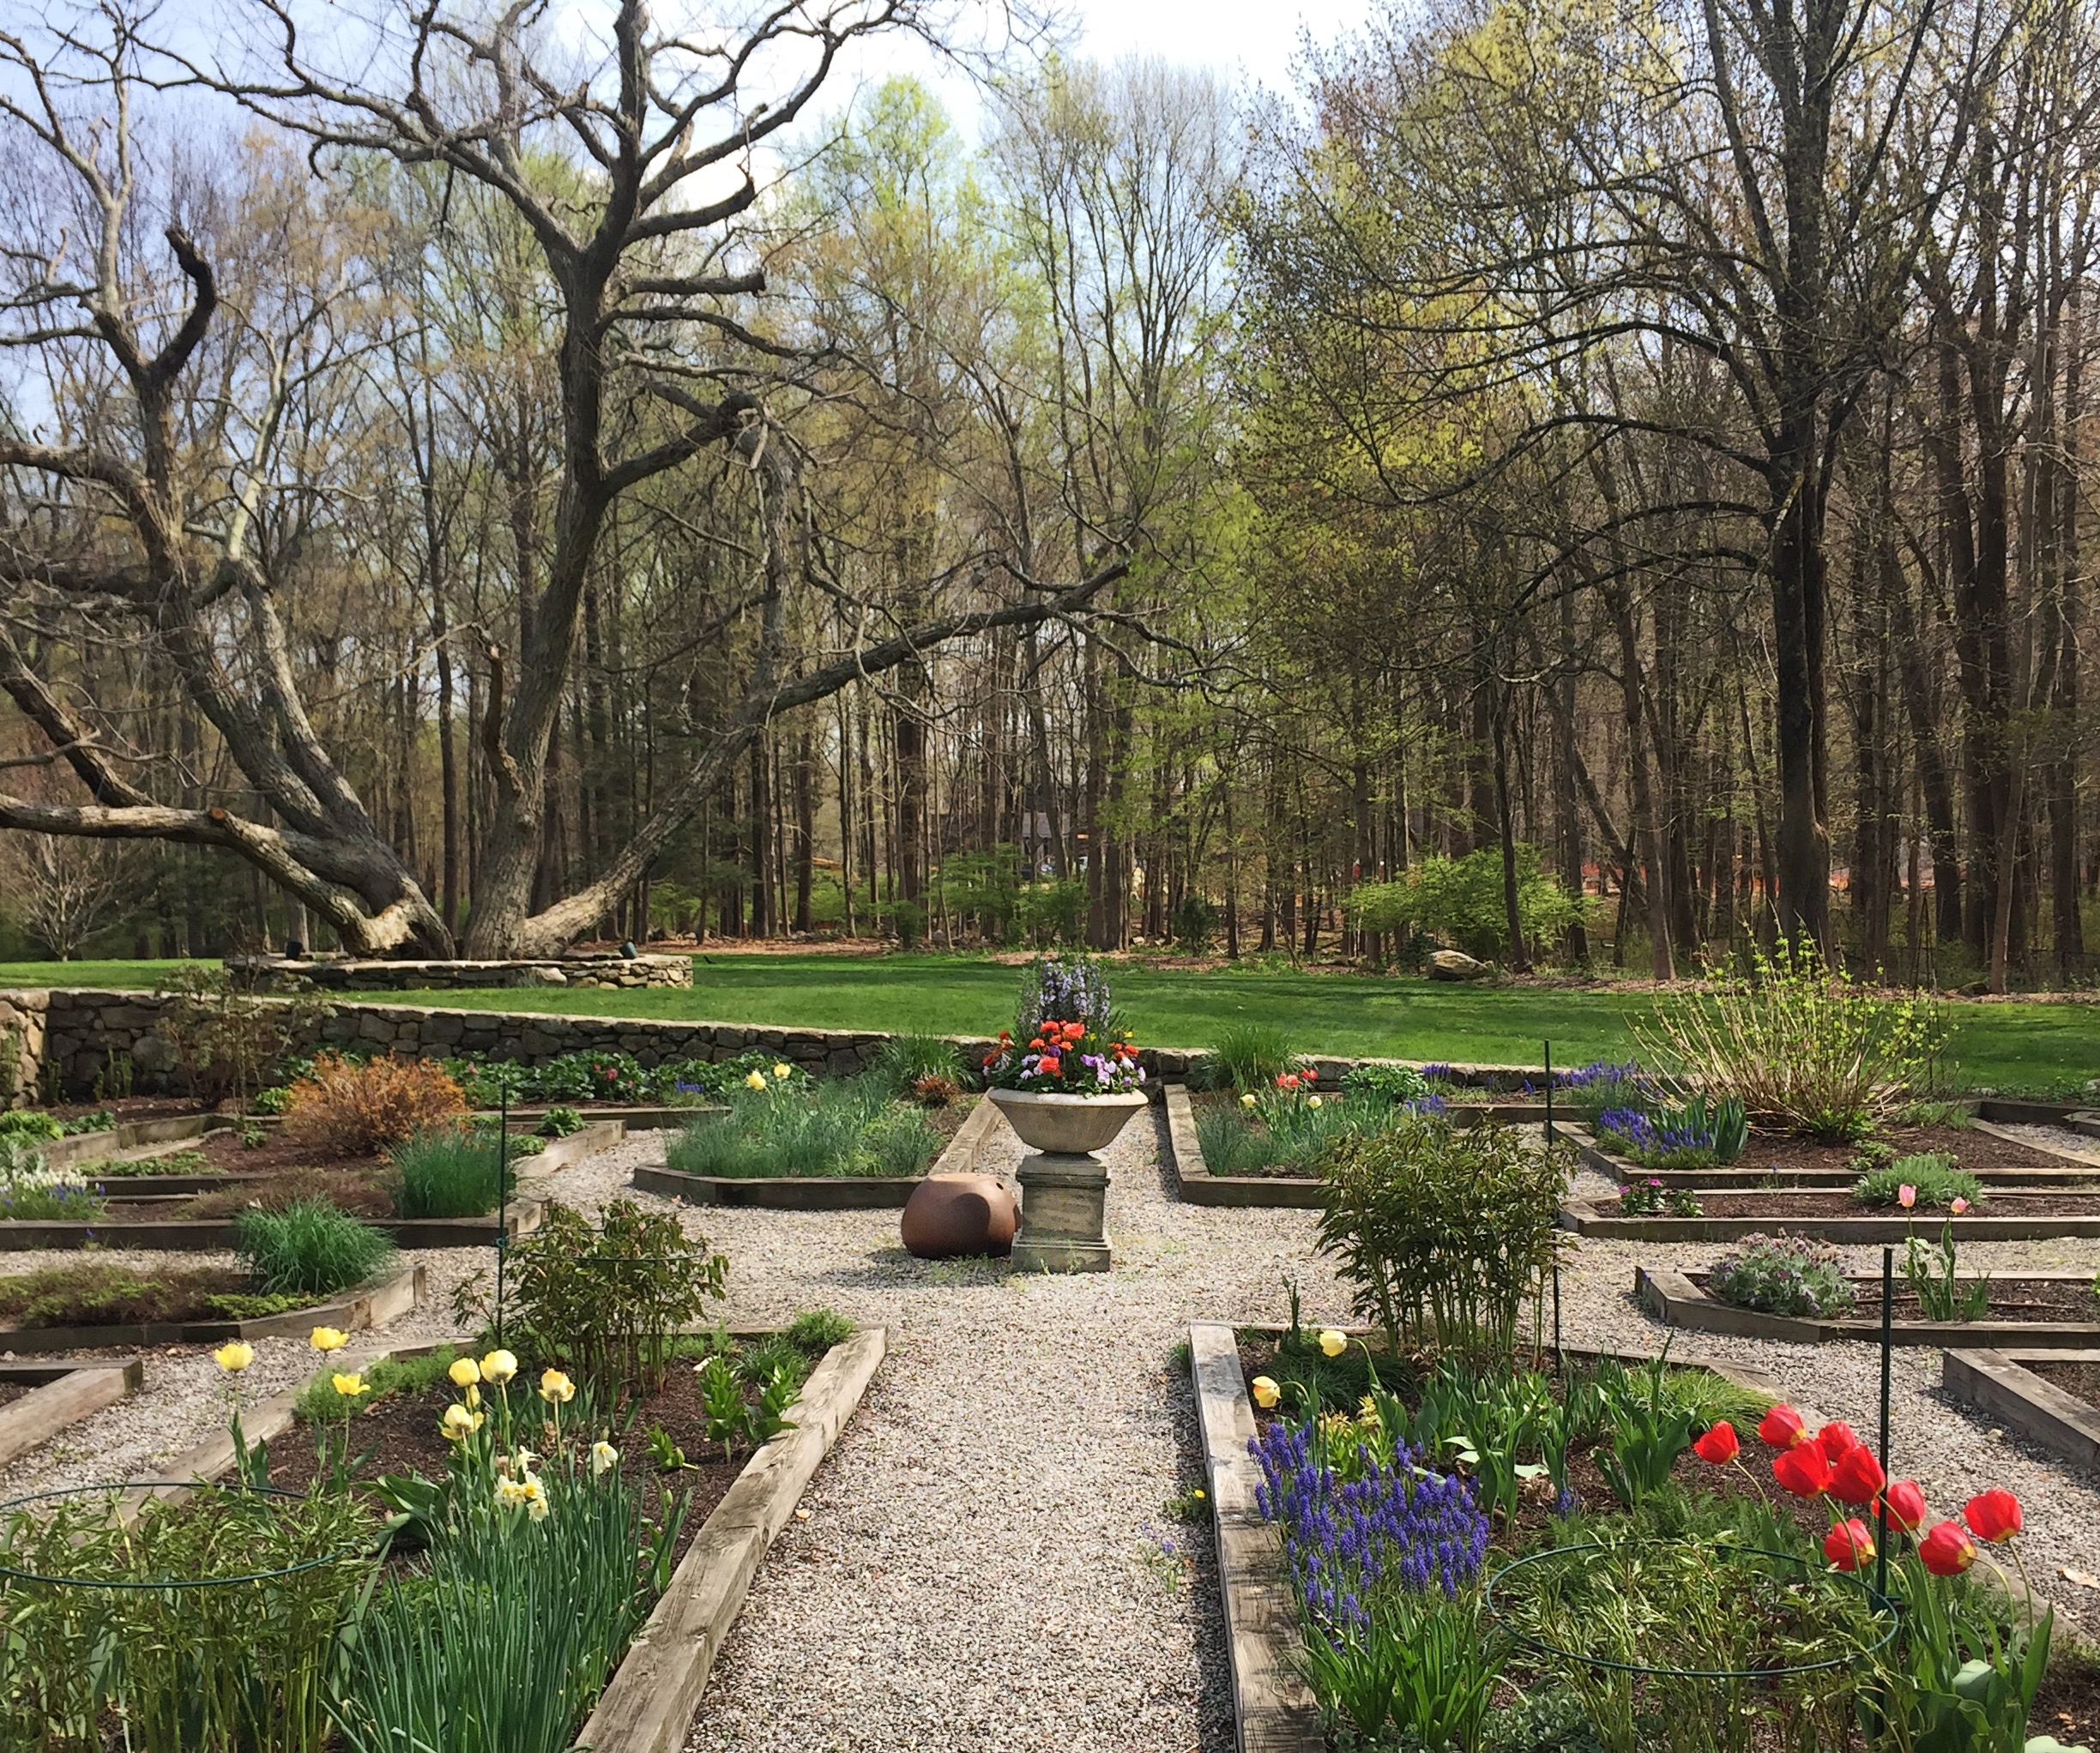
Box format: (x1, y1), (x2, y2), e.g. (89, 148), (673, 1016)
(987, 1087), (1148, 1156)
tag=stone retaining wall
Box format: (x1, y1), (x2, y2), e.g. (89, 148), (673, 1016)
(226, 954), (692, 991)
(0, 991), (47, 1105)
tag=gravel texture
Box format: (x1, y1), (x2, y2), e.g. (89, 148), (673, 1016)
(5, 1108), (2100, 1750)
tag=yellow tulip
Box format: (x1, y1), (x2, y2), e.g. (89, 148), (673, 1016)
(1306, 1094), (1324, 1110)
(772, 1062), (792, 1081)
(1319, 1329), (1348, 1358)
(538, 1368), (575, 1405)
(447, 1357), (480, 1389)
(465, 1381), (480, 1408)
(479, 1348), (518, 1384)
(309, 1326), (349, 1353)
(440, 1402), (481, 1441)
(213, 1342), (254, 1374)
(1251, 1375), (1281, 1410)
(331, 1372), (366, 1398)
(1240, 1093), (1258, 1108)
(745, 1069), (768, 1090)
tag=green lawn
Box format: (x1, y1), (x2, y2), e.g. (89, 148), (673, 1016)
(9, 952), (2092, 1093)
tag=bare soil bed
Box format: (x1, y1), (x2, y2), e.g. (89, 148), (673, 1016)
(1689, 1190), (2100, 1219)
(1730, 1123), (2067, 1179)
(1688, 1274), (2100, 1326)
(2028, 1356), (2100, 1407)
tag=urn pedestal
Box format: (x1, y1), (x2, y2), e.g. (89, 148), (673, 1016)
(988, 1089), (1148, 1274)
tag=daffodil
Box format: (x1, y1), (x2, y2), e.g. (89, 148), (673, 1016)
(331, 1372), (367, 1399)
(590, 1439), (619, 1477)
(538, 1369), (575, 1405)
(1240, 1092), (1258, 1108)
(745, 1069), (768, 1090)
(1251, 1375), (1281, 1410)
(772, 1062), (792, 1081)
(213, 1341), (255, 1374)
(479, 1348), (518, 1384)
(447, 1357), (480, 1389)
(1319, 1328), (1348, 1358)
(494, 1471), (548, 1519)
(309, 1326), (349, 1352)
(440, 1402), (483, 1441)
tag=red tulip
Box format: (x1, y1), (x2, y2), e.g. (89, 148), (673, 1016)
(1692, 1421), (1740, 1465)
(1815, 1420), (1861, 1462)
(1884, 1479), (1928, 1533)
(1831, 1443), (1886, 1507)
(1773, 1443), (1834, 1497)
(1964, 1489), (2023, 1545)
(1919, 1520), (1977, 1576)
(1824, 1518), (1876, 1571)
(1758, 1405), (1807, 1449)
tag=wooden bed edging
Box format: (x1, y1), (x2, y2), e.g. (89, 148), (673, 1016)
(574, 1326), (885, 1753)
(631, 1093), (1000, 1210)
(0, 1262), (425, 1354)
(0, 1358), (142, 1469)
(1634, 1264), (2100, 1348)
(1943, 1347), (2100, 1471)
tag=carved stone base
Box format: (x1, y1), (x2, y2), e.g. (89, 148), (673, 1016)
(1011, 1151), (1111, 1274)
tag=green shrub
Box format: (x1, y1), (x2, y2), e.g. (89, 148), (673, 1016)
(1707, 1233), (1855, 1317)
(536, 1105), (585, 1138)
(869, 1033), (966, 1097)
(1346, 846), (1582, 962)
(1339, 1063), (1433, 1103)
(664, 1081), (940, 1180)
(234, 1197), (396, 1298)
(390, 1128), (506, 1220)
(784, 1307), (853, 1354)
(1316, 1115), (1567, 1361)
(1633, 940), (1952, 1142)
(495, 1199), (727, 1398)
(0, 1111), (62, 1142)
(1851, 1150), (1982, 1210)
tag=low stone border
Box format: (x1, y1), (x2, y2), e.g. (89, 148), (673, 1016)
(632, 1095), (1001, 1210)
(0, 1358), (142, 1469)
(1943, 1347), (2100, 1470)
(0, 1262), (426, 1354)
(1635, 1264), (2100, 1348)
(1190, 1321), (1787, 1753)
(228, 952), (695, 991)
(1565, 1197), (2100, 1243)
(577, 1326), (886, 1753)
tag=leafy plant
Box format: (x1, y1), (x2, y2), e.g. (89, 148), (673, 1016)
(1593, 1094), (1747, 1169)
(1556, 1061), (1652, 1121)
(1853, 1148), (1982, 1210)
(870, 1033), (967, 1096)
(0, 1110), (62, 1142)
(234, 1196), (396, 1297)
(1316, 1113), (1567, 1363)
(784, 1306), (854, 1353)
(665, 1079), (942, 1179)
(1299, 1590), (1505, 1753)
(1199, 1022), (1307, 1093)
(293, 1344), (464, 1426)
(1708, 1233), (1856, 1317)
(1348, 846), (1583, 962)
(281, 1053), (468, 1157)
(1906, 1215), (1990, 1321)
(535, 1105), (584, 1138)
(1615, 1178), (1703, 1216)
(495, 1199), (727, 1397)
(154, 964), (328, 1105)
(1591, 1352), (1697, 1509)
(0, 1136), (106, 1220)
(1338, 1062), (1433, 1103)
(1632, 939), (1952, 1142)
(389, 1126), (507, 1219)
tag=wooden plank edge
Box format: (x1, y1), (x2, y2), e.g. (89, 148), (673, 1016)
(0, 1262), (426, 1353)
(1189, 1321), (1325, 1753)
(575, 1325), (886, 1753)
(1943, 1347), (2100, 1471)
(0, 1359), (142, 1470)
(926, 1095), (1002, 1179)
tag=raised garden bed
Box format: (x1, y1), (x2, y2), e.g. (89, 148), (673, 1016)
(0, 1357), (142, 1468)
(1636, 1263), (2100, 1346)
(0, 1260), (425, 1353)
(1563, 1196), (2100, 1242)
(1944, 1347), (2100, 1471)
(137, 1323), (884, 1753)
(0, 1121), (619, 1251)
(634, 1092), (996, 1209)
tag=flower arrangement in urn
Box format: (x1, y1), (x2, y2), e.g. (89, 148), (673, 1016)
(980, 955), (1144, 1097)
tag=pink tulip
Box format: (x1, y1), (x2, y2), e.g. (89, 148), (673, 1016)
(1898, 1184), (1917, 1209)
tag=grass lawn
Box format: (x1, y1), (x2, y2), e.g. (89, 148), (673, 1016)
(3, 953), (2094, 1092)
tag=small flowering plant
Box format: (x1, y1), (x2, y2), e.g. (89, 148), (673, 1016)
(979, 955), (1144, 1094)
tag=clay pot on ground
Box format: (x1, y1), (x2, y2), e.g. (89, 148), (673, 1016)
(900, 1173), (1017, 1259)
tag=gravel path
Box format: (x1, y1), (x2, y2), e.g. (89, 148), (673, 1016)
(6, 1110), (2100, 1749)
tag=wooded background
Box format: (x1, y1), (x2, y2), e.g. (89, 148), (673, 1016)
(1, 0), (2095, 991)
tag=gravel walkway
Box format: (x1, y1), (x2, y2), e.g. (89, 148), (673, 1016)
(5, 1110), (2100, 1749)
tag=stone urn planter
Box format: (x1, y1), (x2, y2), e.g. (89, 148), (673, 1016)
(988, 1088), (1149, 1274)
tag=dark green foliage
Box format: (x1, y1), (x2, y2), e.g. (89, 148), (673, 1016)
(233, 1197), (396, 1297)
(1852, 1148), (1982, 1209)
(1708, 1233), (1856, 1317)
(869, 1033), (968, 1096)
(1204, 1022), (1306, 1093)
(784, 1306), (853, 1354)
(389, 1128), (505, 1219)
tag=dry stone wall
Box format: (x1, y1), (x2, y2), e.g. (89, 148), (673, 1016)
(225, 954), (692, 991)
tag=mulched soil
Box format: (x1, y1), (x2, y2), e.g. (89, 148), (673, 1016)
(265, 1368), (771, 1571)
(1234, 1341), (2100, 1744)
(45, 1097), (226, 1123)
(1686, 1276), (2100, 1325)
(1730, 1124), (2072, 1178)
(0, 1383), (29, 1409)
(1683, 1190), (2100, 1218)
(2027, 1358), (2100, 1407)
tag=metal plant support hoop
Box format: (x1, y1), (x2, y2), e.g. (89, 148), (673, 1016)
(0, 1481), (373, 1588)
(1483, 1539), (1900, 1681)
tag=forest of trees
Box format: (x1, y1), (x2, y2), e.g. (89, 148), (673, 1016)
(1, 0), (2097, 991)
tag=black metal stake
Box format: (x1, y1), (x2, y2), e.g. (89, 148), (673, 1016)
(495, 1086), (510, 1346)
(1877, 1244), (1893, 1600)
